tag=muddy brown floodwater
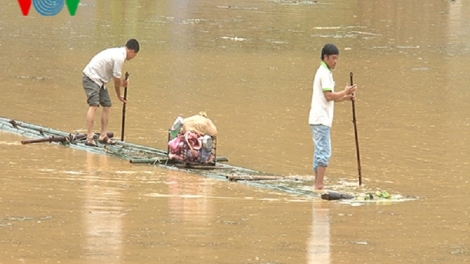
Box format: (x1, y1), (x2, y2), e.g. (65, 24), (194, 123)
(0, 0), (469, 263)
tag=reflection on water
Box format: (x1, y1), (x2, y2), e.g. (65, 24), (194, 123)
(167, 170), (213, 222)
(82, 152), (123, 262)
(307, 202), (330, 264)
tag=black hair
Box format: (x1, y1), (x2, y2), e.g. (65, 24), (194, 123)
(126, 39), (140, 53)
(320, 44), (339, 60)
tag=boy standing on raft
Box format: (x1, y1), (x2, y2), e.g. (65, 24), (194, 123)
(308, 44), (357, 190)
(82, 39), (140, 146)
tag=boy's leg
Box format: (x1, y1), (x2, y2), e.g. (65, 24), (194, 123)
(82, 74), (101, 143)
(315, 166), (327, 190)
(97, 86), (114, 143)
(86, 106), (98, 142)
(311, 125), (331, 190)
(99, 106), (110, 140)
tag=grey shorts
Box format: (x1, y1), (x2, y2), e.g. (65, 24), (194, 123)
(82, 73), (112, 107)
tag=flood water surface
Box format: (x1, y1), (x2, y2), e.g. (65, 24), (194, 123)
(0, 0), (469, 263)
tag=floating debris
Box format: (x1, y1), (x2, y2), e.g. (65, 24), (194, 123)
(313, 27), (341, 30)
(270, 0), (319, 5)
(351, 31), (382, 36)
(397, 45), (420, 49)
(370, 46), (389, 49)
(179, 18), (206, 25)
(320, 191), (355, 200)
(266, 39), (288, 45)
(354, 241), (369, 245)
(15, 75), (48, 80)
(311, 33), (356, 39)
(216, 5), (259, 10)
(375, 190), (391, 199)
(221, 36), (247, 41)
(411, 67), (429, 71)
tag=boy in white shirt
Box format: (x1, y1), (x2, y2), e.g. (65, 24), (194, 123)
(308, 44), (357, 190)
(82, 39), (139, 146)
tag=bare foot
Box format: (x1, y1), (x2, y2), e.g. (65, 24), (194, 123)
(314, 184), (324, 190)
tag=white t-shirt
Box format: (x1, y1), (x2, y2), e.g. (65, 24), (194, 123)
(83, 47), (126, 86)
(308, 62), (335, 127)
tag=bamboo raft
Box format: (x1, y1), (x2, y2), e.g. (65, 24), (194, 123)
(1, 117), (379, 200)
(0, 117), (271, 180)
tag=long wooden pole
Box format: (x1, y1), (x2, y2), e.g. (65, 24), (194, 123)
(121, 72), (130, 142)
(350, 72), (362, 186)
(21, 132), (114, 145)
(226, 175), (303, 182)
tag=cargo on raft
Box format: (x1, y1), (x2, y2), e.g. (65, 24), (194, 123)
(166, 112), (219, 167)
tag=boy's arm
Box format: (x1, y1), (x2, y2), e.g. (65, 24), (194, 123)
(324, 84), (357, 102)
(114, 77), (124, 103)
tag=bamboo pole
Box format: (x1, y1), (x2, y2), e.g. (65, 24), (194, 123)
(130, 156), (229, 165)
(350, 72), (362, 186)
(21, 132), (114, 145)
(21, 134), (85, 144)
(121, 72), (130, 142)
(130, 158), (166, 164)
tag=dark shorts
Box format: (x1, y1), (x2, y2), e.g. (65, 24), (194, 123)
(82, 73), (112, 107)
